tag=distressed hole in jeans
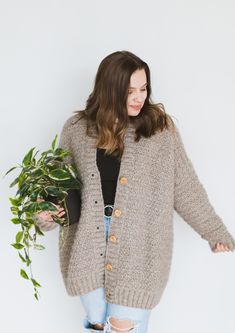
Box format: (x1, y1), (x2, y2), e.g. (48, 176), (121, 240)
(105, 316), (140, 332)
(89, 322), (104, 330)
(83, 317), (105, 331)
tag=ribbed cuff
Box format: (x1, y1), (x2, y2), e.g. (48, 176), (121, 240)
(208, 231), (235, 252)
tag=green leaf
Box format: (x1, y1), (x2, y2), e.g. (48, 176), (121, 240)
(29, 168), (44, 178)
(30, 191), (38, 201)
(51, 134), (58, 151)
(27, 233), (33, 241)
(18, 172), (26, 188)
(9, 197), (22, 206)
(11, 217), (21, 224)
(16, 182), (30, 197)
(34, 244), (45, 250)
(49, 169), (71, 180)
(31, 278), (41, 288)
(21, 221), (30, 228)
(56, 178), (81, 189)
(32, 150), (40, 160)
(26, 258), (32, 266)
(11, 243), (24, 250)
(20, 268), (29, 279)
(26, 217), (36, 224)
(38, 201), (58, 212)
(3, 166), (18, 178)
(22, 147), (35, 166)
(54, 147), (71, 156)
(16, 231), (23, 243)
(23, 248), (32, 266)
(24, 239), (30, 248)
(24, 248), (30, 260)
(34, 224), (45, 236)
(22, 202), (38, 213)
(9, 176), (19, 188)
(45, 186), (60, 196)
(18, 252), (27, 263)
(55, 190), (68, 201)
(34, 293), (39, 301)
(43, 156), (56, 164)
(10, 206), (19, 215)
(65, 164), (77, 179)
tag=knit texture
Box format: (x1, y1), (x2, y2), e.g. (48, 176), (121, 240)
(57, 113), (235, 309)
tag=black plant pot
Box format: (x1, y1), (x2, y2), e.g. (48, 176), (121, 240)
(64, 189), (81, 225)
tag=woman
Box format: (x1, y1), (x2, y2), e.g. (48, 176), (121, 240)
(35, 50), (235, 333)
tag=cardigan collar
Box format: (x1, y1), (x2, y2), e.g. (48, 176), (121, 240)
(84, 120), (137, 177)
(78, 120), (138, 225)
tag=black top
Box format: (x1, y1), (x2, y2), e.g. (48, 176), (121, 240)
(96, 148), (121, 206)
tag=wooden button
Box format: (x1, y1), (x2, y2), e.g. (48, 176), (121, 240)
(105, 263), (113, 271)
(119, 176), (128, 185)
(109, 235), (117, 243)
(114, 209), (121, 217)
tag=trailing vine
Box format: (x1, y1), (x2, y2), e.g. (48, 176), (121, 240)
(3, 134), (82, 300)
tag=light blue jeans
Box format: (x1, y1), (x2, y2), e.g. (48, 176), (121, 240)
(79, 213), (152, 333)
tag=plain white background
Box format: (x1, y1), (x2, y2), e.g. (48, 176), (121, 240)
(0, 1), (235, 332)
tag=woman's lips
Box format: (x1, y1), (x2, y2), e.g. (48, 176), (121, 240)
(130, 105), (142, 110)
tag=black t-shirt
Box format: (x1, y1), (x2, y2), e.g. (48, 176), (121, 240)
(96, 148), (121, 206)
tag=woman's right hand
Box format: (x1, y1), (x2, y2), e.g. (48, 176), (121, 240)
(33, 198), (66, 231)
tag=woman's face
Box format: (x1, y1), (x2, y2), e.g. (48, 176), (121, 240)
(126, 68), (148, 117)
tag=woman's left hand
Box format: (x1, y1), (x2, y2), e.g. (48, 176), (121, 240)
(213, 242), (231, 252)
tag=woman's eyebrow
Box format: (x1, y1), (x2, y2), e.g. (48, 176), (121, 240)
(129, 83), (148, 89)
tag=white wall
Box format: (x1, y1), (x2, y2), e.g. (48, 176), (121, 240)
(0, 1), (234, 332)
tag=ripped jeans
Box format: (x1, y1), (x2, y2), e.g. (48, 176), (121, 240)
(79, 214), (152, 333)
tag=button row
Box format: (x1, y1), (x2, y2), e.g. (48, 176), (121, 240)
(104, 176), (128, 287)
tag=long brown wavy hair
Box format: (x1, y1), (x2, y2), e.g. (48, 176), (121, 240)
(73, 50), (175, 161)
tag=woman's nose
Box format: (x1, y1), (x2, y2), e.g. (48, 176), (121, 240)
(133, 93), (143, 102)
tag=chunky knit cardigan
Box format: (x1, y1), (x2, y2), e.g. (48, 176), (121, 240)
(57, 113), (235, 310)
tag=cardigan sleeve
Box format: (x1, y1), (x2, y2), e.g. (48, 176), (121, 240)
(57, 117), (75, 166)
(173, 125), (235, 252)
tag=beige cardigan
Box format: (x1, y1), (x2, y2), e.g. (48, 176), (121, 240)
(56, 113), (235, 309)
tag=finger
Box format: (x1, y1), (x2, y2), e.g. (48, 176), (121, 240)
(52, 209), (65, 217)
(58, 211), (66, 217)
(219, 243), (228, 251)
(214, 243), (221, 252)
(223, 245), (230, 251)
(49, 207), (63, 214)
(215, 243), (229, 252)
(217, 243), (223, 249)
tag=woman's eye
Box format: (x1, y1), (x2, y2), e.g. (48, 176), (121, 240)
(128, 88), (147, 94)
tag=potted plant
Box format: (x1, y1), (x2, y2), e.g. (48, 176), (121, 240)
(3, 134), (82, 300)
